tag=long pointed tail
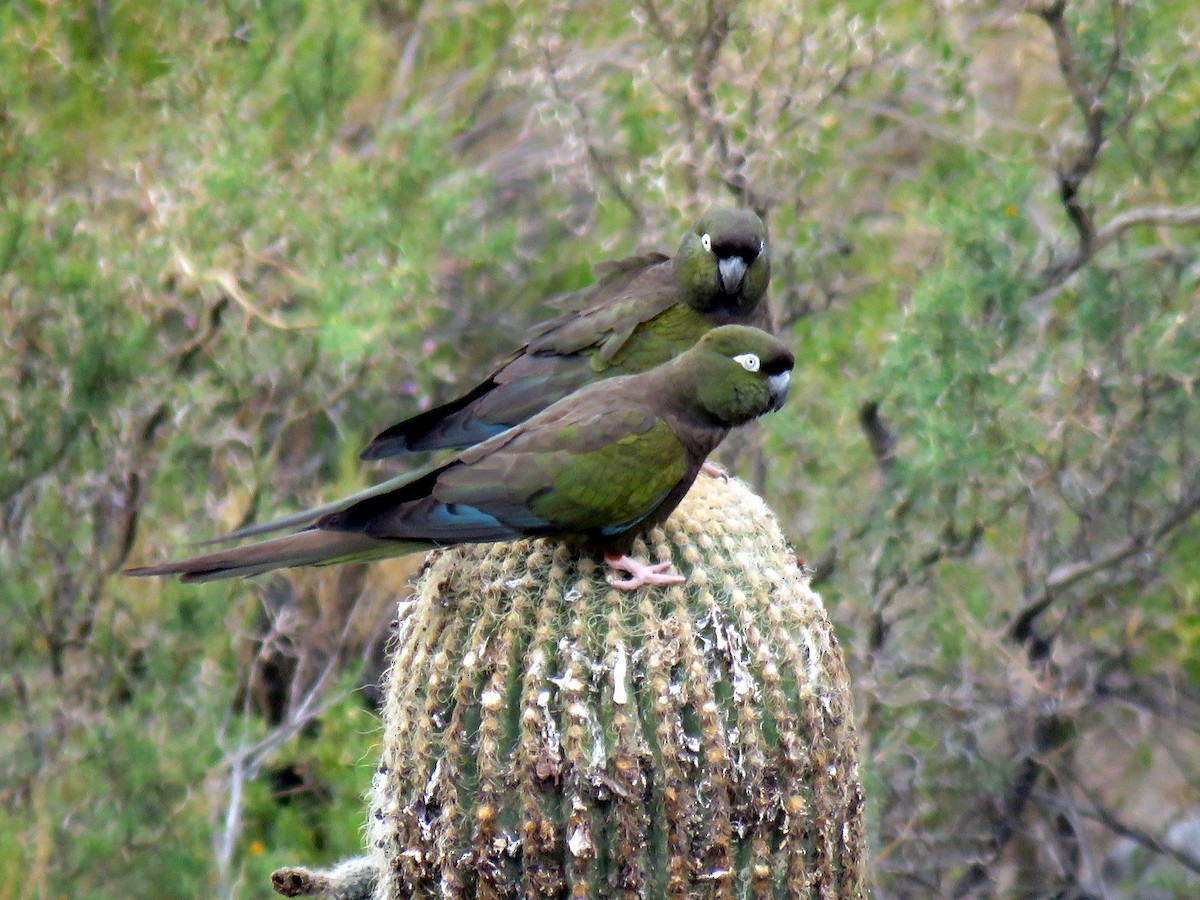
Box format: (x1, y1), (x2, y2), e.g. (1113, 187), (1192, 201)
(202, 460), (447, 545)
(125, 530), (417, 583)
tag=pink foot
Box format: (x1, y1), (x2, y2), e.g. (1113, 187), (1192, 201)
(604, 553), (685, 591)
(701, 461), (728, 480)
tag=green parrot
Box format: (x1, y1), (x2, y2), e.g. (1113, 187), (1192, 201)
(126, 325), (793, 591)
(359, 207), (771, 460)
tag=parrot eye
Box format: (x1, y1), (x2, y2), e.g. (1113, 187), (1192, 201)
(701, 233), (712, 252)
(733, 353), (760, 373)
(759, 238), (766, 254)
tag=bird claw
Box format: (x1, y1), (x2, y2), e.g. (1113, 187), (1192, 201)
(604, 554), (685, 591)
(700, 461), (728, 480)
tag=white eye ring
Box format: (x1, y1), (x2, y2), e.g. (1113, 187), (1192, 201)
(701, 233), (712, 252)
(734, 352), (760, 372)
(759, 238), (765, 253)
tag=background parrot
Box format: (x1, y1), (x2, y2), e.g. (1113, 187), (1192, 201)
(359, 206), (772, 459)
(127, 324), (793, 590)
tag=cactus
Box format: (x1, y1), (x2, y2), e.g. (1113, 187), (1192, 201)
(274, 475), (865, 898)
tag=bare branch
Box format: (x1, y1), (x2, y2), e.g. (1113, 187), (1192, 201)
(1043, 781), (1200, 878)
(1033, 0), (1110, 287)
(869, 519), (986, 653)
(1095, 662), (1200, 731)
(1030, 202), (1200, 306)
(681, 0), (771, 213)
(537, 42), (644, 224)
(1009, 482), (1200, 643)
(1093, 205), (1200, 251)
(211, 594), (402, 897)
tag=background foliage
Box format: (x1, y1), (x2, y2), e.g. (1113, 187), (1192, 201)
(3, 0), (1199, 896)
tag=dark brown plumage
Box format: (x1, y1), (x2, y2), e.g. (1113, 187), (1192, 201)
(126, 326), (792, 589)
(360, 208), (771, 459)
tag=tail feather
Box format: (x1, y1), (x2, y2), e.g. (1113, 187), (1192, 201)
(125, 530), (417, 583)
(202, 460), (447, 545)
(359, 380), (504, 459)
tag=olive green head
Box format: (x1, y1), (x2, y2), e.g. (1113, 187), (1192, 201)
(680, 324), (793, 426)
(673, 208), (771, 318)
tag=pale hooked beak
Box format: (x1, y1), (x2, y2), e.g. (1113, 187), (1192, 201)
(767, 371), (791, 411)
(717, 256), (748, 294)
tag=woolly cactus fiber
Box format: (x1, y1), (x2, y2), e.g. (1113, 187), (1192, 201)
(272, 475), (866, 899)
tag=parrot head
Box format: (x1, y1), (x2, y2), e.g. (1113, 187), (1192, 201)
(683, 324), (793, 426)
(674, 208), (771, 318)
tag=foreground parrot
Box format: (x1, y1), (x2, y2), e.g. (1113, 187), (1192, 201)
(359, 207), (771, 460)
(126, 325), (793, 590)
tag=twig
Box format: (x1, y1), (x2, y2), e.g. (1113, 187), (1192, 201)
(1093, 205), (1200, 251)
(212, 269), (317, 331)
(1033, 0), (1109, 287)
(1045, 780), (1200, 878)
(1009, 483), (1200, 643)
(214, 734), (247, 899)
(211, 597), (381, 896)
(869, 519), (986, 653)
(538, 42), (643, 224)
(1031, 203), (1200, 306)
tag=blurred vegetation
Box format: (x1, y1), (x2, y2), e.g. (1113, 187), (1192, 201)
(2, 0), (1199, 897)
